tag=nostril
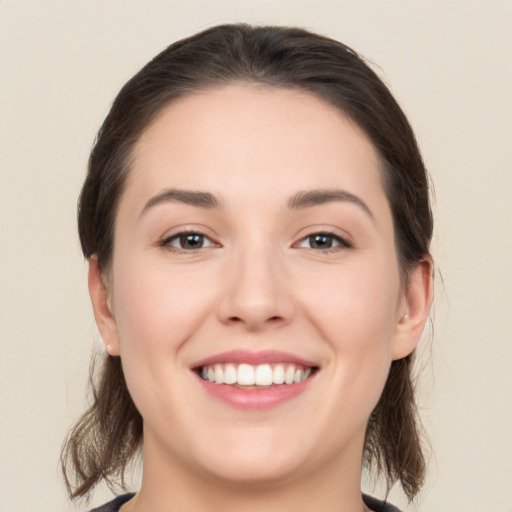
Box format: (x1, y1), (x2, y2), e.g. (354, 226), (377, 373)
(227, 315), (282, 325)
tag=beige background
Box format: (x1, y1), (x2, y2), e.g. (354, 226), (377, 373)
(1, 1), (511, 511)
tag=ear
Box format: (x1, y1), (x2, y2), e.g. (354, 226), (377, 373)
(88, 255), (120, 356)
(391, 258), (433, 360)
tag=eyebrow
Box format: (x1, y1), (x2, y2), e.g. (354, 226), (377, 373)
(287, 189), (374, 218)
(140, 189), (222, 217)
(140, 187), (373, 219)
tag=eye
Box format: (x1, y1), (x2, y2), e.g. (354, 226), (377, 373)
(160, 231), (217, 251)
(296, 232), (352, 251)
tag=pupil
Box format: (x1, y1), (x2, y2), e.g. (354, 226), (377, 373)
(181, 233), (203, 249)
(311, 234), (332, 249)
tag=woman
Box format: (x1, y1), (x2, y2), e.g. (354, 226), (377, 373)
(62, 24), (434, 512)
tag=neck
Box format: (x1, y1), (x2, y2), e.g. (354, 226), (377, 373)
(122, 434), (370, 512)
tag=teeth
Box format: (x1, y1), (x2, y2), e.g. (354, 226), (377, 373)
(214, 364), (223, 384)
(285, 365), (295, 385)
(199, 362), (314, 387)
(237, 364), (255, 385)
(255, 364), (273, 386)
(273, 364), (285, 384)
(223, 363), (237, 384)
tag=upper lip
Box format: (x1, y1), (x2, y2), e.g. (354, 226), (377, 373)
(191, 350), (318, 369)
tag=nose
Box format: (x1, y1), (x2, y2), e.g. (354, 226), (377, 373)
(217, 246), (295, 331)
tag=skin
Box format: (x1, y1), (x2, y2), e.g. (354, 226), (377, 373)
(89, 85), (432, 512)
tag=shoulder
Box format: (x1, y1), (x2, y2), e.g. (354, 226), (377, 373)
(363, 494), (403, 512)
(88, 493), (135, 512)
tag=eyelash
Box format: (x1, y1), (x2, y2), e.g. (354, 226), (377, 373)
(159, 230), (217, 252)
(295, 231), (353, 252)
(158, 230), (353, 253)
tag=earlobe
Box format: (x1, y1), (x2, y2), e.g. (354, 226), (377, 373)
(391, 258), (433, 360)
(88, 255), (121, 356)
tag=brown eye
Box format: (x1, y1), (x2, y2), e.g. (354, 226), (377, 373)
(162, 232), (216, 251)
(309, 234), (334, 249)
(296, 232), (352, 251)
(178, 233), (205, 249)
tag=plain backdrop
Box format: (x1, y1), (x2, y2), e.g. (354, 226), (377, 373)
(1, 1), (511, 511)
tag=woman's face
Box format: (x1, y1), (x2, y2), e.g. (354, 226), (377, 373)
(91, 85), (428, 486)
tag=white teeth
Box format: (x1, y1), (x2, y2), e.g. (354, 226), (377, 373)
(284, 365), (295, 385)
(214, 364), (223, 384)
(223, 363), (237, 384)
(199, 362), (314, 387)
(237, 364), (255, 385)
(272, 364), (285, 384)
(255, 364), (273, 386)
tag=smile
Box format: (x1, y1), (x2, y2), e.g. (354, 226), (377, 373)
(191, 350), (319, 410)
(199, 363), (314, 387)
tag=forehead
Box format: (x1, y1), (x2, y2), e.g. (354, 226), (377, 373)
(124, 85), (387, 215)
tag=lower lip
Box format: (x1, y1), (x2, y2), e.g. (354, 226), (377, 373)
(195, 374), (315, 410)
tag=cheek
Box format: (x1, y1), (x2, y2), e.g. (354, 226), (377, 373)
(110, 256), (216, 358)
(109, 257), (220, 429)
(298, 262), (400, 404)
(300, 261), (400, 344)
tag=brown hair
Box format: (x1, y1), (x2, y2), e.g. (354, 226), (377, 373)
(62, 23), (433, 502)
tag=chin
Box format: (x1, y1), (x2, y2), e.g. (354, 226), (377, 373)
(200, 454), (307, 488)
(187, 427), (312, 486)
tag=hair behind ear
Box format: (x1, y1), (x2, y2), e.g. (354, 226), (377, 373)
(365, 354), (428, 501)
(61, 354), (143, 499)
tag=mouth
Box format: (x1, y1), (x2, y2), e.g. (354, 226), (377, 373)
(195, 362), (318, 388)
(190, 351), (319, 410)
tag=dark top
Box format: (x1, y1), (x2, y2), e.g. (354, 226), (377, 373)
(88, 492), (402, 511)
